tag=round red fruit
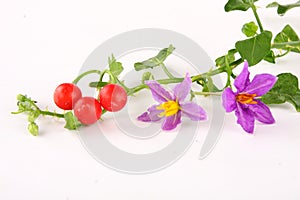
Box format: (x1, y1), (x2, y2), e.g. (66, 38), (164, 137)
(54, 83), (82, 110)
(74, 97), (102, 125)
(99, 84), (127, 112)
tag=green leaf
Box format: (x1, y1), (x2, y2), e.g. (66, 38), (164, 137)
(264, 50), (276, 64)
(108, 54), (124, 77)
(142, 72), (155, 83)
(225, 0), (257, 12)
(17, 94), (27, 101)
(202, 82), (222, 94)
(235, 31), (272, 66)
(202, 77), (222, 94)
(134, 45), (175, 71)
(261, 73), (300, 112)
(242, 22), (258, 37)
(28, 110), (40, 122)
(89, 81), (108, 88)
(267, 1), (300, 16)
(28, 122), (39, 136)
(273, 24), (300, 53)
(215, 49), (237, 68)
(289, 91), (300, 112)
(64, 112), (82, 130)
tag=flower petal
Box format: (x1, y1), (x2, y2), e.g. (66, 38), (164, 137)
(248, 100), (275, 124)
(180, 102), (207, 121)
(173, 73), (191, 102)
(235, 103), (255, 134)
(234, 61), (250, 92)
(161, 111), (181, 131)
(244, 74), (277, 96)
(222, 88), (237, 112)
(137, 105), (163, 122)
(145, 81), (173, 103)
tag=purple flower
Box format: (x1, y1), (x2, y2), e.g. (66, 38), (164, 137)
(222, 61), (277, 134)
(137, 74), (207, 131)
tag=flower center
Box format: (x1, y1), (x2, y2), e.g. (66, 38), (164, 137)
(157, 101), (180, 117)
(236, 93), (257, 104)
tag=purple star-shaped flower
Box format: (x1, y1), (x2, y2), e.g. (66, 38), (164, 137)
(222, 61), (277, 133)
(137, 74), (207, 131)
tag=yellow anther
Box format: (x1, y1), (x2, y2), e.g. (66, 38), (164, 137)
(157, 101), (180, 117)
(236, 93), (257, 104)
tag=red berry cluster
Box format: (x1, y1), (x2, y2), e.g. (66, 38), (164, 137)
(53, 83), (127, 125)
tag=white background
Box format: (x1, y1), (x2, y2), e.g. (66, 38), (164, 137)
(1, 0), (300, 199)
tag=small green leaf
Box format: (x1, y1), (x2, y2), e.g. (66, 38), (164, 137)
(108, 54), (124, 77)
(17, 94), (27, 101)
(28, 110), (40, 122)
(273, 24), (300, 53)
(64, 112), (82, 130)
(134, 45), (175, 71)
(267, 1), (300, 16)
(215, 49), (237, 68)
(235, 31), (272, 66)
(89, 81), (108, 88)
(225, 0), (257, 12)
(202, 77), (222, 94)
(261, 73), (300, 112)
(242, 22), (258, 37)
(289, 91), (300, 112)
(142, 72), (155, 83)
(28, 122), (39, 136)
(264, 50), (276, 64)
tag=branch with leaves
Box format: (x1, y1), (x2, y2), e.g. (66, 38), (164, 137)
(12, 0), (300, 135)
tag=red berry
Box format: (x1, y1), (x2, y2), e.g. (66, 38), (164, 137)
(99, 84), (127, 112)
(74, 97), (102, 125)
(53, 83), (82, 110)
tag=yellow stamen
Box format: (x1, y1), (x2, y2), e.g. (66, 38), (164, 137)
(236, 93), (257, 104)
(157, 101), (180, 117)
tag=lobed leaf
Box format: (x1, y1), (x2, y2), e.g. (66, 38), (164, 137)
(273, 24), (300, 53)
(215, 49), (237, 68)
(261, 73), (300, 112)
(263, 50), (276, 64)
(134, 45), (175, 71)
(235, 31), (272, 66)
(267, 1), (300, 16)
(225, 0), (257, 12)
(109, 54), (124, 77)
(242, 21), (258, 37)
(64, 112), (82, 130)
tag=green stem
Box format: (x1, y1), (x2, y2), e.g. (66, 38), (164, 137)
(191, 58), (243, 82)
(250, 2), (264, 33)
(127, 58), (244, 96)
(98, 70), (107, 84)
(157, 77), (184, 84)
(127, 78), (184, 95)
(127, 85), (147, 96)
(104, 70), (130, 92)
(224, 55), (232, 88)
(27, 99), (40, 110)
(160, 63), (176, 79)
(192, 91), (222, 96)
(272, 41), (300, 49)
(40, 110), (65, 118)
(72, 70), (101, 84)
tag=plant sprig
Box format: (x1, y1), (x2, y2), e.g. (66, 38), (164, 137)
(12, 94), (82, 135)
(218, 0), (300, 67)
(12, 0), (300, 135)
